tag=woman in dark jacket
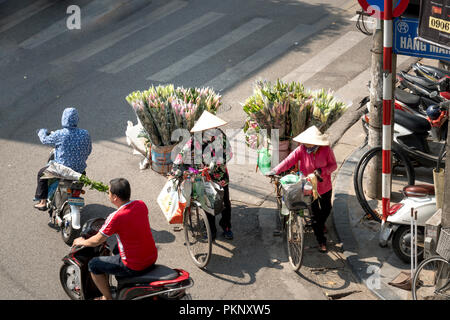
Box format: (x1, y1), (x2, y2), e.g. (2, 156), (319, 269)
(171, 111), (233, 240)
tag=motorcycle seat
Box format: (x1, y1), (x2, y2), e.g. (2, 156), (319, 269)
(415, 63), (450, 79)
(116, 264), (179, 286)
(395, 89), (420, 108)
(401, 72), (437, 91)
(394, 109), (431, 133)
(403, 184), (435, 197)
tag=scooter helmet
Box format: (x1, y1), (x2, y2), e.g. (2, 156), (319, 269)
(426, 104), (441, 120)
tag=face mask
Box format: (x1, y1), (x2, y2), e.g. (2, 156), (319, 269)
(306, 145), (319, 154)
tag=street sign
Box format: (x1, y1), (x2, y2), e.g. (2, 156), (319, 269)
(393, 17), (450, 61)
(418, 0), (450, 51)
(358, 0), (410, 19)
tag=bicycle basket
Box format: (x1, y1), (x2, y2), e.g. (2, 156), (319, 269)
(436, 228), (450, 261)
(282, 181), (307, 211)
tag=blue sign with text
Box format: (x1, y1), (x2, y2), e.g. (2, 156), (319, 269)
(394, 17), (450, 61)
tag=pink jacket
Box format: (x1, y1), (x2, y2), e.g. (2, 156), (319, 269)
(273, 145), (337, 195)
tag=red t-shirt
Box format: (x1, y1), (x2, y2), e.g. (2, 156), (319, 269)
(100, 200), (158, 271)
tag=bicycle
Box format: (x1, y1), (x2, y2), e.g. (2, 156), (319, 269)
(269, 173), (314, 272)
(174, 167), (214, 269)
(412, 228), (450, 300)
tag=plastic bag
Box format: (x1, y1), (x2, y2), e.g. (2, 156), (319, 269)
(157, 179), (186, 224)
(257, 147), (271, 175)
(280, 174), (300, 185)
(41, 161), (82, 181)
(282, 181), (306, 211)
(203, 181), (224, 216)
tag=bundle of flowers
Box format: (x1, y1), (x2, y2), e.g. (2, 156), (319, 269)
(242, 80), (291, 142)
(126, 85), (222, 147)
(242, 80), (348, 150)
(308, 89), (348, 132)
(243, 117), (263, 150)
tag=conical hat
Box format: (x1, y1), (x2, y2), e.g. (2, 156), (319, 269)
(293, 125), (330, 146)
(190, 110), (227, 132)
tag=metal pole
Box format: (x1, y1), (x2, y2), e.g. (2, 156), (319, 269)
(382, 0), (393, 221)
(414, 210), (418, 273)
(410, 208), (414, 276)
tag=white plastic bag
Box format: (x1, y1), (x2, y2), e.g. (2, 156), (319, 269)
(41, 161), (82, 181)
(157, 179), (185, 224)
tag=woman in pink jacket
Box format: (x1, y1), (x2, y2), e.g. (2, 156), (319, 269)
(268, 126), (337, 253)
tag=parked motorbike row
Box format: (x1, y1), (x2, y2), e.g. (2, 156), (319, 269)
(359, 62), (450, 263)
(41, 152), (194, 300)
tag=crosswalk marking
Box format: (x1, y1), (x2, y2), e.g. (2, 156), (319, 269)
(0, 0), (56, 34)
(205, 23), (319, 92)
(146, 17), (272, 83)
(20, 0), (130, 49)
(99, 11), (225, 74)
(334, 54), (411, 105)
(282, 31), (367, 84)
(52, 0), (188, 65)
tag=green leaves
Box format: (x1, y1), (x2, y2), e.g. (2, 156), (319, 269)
(79, 175), (109, 193)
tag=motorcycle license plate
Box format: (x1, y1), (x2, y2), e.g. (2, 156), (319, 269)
(68, 197), (84, 206)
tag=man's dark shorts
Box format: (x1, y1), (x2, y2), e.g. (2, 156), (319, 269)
(88, 255), (145, 277)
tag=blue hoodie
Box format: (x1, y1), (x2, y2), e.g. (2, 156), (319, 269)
(38, 108), (92, 173)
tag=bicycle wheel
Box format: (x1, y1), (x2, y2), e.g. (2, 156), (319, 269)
(183, 204), (212, 269)
(286, 211), (305, 271)
(412, 255), (450, 300)
(353, 145), (415, 222)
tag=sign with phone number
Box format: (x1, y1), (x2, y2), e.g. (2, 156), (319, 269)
(429, 16), (450, 34)
(393, 17), (450, 61)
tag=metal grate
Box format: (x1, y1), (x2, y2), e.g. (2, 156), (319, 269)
(436, 228), (450, 261)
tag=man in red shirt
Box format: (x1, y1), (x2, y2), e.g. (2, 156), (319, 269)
(72, 178), (158, 300)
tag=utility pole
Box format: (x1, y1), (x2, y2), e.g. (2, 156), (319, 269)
(442, 128), (450, 228)
(365, 20), (383, 200)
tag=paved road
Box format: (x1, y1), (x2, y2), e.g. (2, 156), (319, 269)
(0, 0), (380, 300)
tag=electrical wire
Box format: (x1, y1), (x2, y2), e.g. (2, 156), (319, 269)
(356, 10), (373, 36)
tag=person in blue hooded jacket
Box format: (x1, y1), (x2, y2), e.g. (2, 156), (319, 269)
(34, 107), (92, 210)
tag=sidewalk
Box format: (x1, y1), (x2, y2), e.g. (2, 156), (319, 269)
(331, 57), (444, 300)
(332, 119), (412, 300)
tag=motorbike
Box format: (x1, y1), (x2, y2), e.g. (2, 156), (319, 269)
(361, 98), (449, 170)
(393, 88), (436, 118)
(397, 70), (450, 102)
(379, 142), (447, 263)
(60, 218), (194, 300)
(412, 62), (450, 83)
(44, 149), (86, 246)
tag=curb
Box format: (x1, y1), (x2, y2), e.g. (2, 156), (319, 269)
(332, 145), (404, 300)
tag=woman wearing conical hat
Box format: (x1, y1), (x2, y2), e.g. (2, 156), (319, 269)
(268, 126), (337, 253)
(171, 111), (234, 240)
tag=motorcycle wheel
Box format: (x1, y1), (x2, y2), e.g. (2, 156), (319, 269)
(392, 225), (424, 264)
(60, 204), (80, 246)
(60, 264), (83, 300)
